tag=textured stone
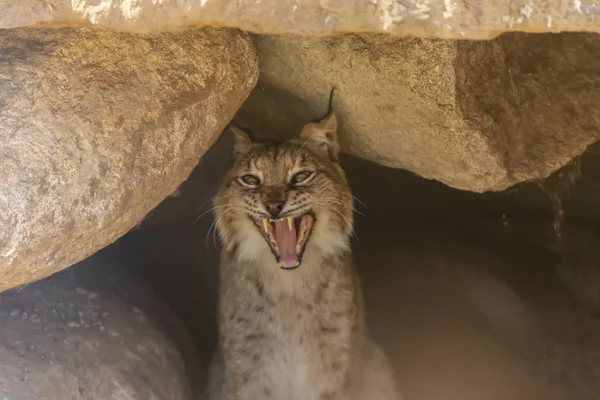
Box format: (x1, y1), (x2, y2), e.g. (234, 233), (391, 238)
(0, 0), (599, 39)
(455, 32), (600, 186)
(233, 32), (600, 192)
(0, 27), (258, 291)
(0, 258), (203, 399)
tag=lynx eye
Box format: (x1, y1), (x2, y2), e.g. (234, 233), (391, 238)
(291, 171), (313, 185)
(240, 174), (261, 187)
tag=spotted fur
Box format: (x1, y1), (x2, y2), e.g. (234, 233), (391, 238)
(207, 113), (400, 400)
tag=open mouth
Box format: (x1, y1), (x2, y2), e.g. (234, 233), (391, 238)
(252, 213), (315, 270)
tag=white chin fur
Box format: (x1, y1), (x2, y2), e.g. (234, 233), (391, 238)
(235, 219), (272, 264)
(308, 213), (350, 257)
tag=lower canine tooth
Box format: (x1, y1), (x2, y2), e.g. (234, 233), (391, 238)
(287, 217), (293, 230)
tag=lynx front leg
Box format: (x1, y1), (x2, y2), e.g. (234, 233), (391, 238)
(219, 286), (274, 400)
(222, 344), (274, 400)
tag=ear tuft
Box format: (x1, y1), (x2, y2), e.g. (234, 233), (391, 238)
(230, 125), (253, 160)
(299, 111), (340, 160)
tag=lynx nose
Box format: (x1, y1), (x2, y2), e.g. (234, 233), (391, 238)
(264, 200), (285, 218)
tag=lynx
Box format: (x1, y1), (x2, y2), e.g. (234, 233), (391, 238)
(207, 112), (399, 400)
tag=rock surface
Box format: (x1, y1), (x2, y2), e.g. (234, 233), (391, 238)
(0, 27), (258, 291)
(0, 258), (203, 399)
(234, 32), (600, 192)
(0, 0), (599, 39)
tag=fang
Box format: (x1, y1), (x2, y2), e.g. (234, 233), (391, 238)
(287, 217), (293, 230)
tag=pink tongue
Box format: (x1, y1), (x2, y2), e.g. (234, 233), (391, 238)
(273, 219), (297, 267)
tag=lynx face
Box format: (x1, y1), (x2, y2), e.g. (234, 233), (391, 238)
(214, 113), (353, 270)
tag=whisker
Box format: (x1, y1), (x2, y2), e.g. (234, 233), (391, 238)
(212, 213), (224, 250)
(210, 207), (250, 250)
(206, 211), (228, 251)
(206, 216), (220, 251)
(312, 197), (366, 217)
(319, 193), (368, 210)
(192, 203), (245, 226)
(194, 197), (215, 207)
(350, 194), (368, 209)
(311, 201), (358, 240)
(284, 199), (363, 221)
(327, 194), (368, 212)
(204, 206), (243, 250)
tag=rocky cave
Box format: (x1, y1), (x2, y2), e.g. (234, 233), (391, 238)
(2, 1), (600, 399)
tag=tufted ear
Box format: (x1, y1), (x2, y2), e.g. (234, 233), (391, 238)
(299, 111), (339, 160)
(230, 125), (253, 161)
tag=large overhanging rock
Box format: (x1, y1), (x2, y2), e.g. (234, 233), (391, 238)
(234, 33), (600, 192)
(0, 0), (598, 39)
(0, 27), (258, 291)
